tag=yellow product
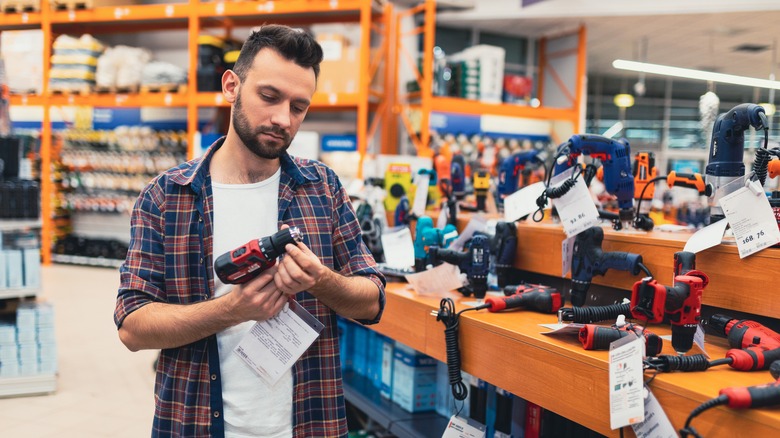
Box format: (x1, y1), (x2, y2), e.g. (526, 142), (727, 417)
(383, 162), (413, 213)
(50, 69), (96, 81)
(50, 54), (99, 66)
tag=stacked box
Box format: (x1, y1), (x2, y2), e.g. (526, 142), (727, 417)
(435, 360), (451, 418)
(352, 323), (369, 377)
(37, 303), (57, 374)
(379, 335), (394, 399)
(391, 342), (437, 413)
(6, 249), (23, 288)
(23, 248), (41, 289)
(0, 322), (18, 377)
(0, 30), (44, 94)
(337, 317), (353, 372)
(49, 34), (105, 92)
(315, 33), (359, 94)
(16, 303), (38, 375)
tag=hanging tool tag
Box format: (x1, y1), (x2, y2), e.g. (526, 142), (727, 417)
(380, 227), (415, 269)
(719, 177), (780, 258)
(442, 415), (486, 438)
(561, 235), (575, 277)
(630, 385), (677, 438)
(503, 181), (546, 222)
(550, 168), (600, 237)
(609, 334), (645, 429)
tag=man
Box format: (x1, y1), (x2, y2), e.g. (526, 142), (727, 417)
(114, 25), (385, 437)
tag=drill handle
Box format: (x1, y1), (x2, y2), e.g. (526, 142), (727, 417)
(721, 380), (780, 409)
(498, 289), (562, 314)
(429, 246), (467, 268)
(673, 251), (696, 276)
(667, 172), (713, 196)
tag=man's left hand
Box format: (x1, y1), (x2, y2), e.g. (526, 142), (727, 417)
(274, 228), (332, 296)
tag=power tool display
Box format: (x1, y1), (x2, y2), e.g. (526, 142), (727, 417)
(428, 234), (490, 299)
(492, 221), (517, 288)
(551, 134), (635, 227)
(413, 216), (458, 272)
(497, 149), (545, 206)
(569, 226), (650, 307)
(680, 378), (780, 438)
(578, 323), (663, 356)
(632, 151), (657, 215)
(215, 227), (303, 284)
(630, 251), (708, 354)
(632, 168), (713, 230)
(484, 285), (562, 314)
(706, 103), (768, 222)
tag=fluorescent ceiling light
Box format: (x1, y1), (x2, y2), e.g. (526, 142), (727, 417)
(612, 59), (780, 90)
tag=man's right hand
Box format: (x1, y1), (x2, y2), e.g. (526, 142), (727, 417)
(229, 265), (289, 323)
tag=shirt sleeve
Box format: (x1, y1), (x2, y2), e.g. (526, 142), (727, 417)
(328, 170), (386, 325)
(114, 179), (167, 329)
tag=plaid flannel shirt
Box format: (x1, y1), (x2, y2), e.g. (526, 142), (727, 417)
(115, 138), (385, 437)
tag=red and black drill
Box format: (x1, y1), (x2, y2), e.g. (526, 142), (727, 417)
(215, 227), (303, 284)
(484, 284), (562, 314)
(630, 251), (708, 354)
(578, 323), (663, 356)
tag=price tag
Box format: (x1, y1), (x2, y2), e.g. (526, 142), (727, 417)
(719, 179), (780, 258)
(631, 385), (677, 438)
(609, 335), (644, 429)
(380, 227), (414, 269)
(448, 214), (486, 251)
(561, 235), (575, 277)
(411, 173), (429, 218)
(550, 168), (600, 238)
(442, 415), (486, 438)
(502, 181), (546, 222)
(683, 218), (729, 253)
(404, 263), (466, 296)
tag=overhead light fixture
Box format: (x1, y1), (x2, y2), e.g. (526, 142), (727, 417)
(613, 59), (780, 90)
(760, 102), (776, 116)
(613, 93), (635, 108)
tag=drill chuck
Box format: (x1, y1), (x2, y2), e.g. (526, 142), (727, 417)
(671, 324), (697, 355)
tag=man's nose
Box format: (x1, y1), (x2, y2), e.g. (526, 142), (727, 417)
(270, 103), (291, 130)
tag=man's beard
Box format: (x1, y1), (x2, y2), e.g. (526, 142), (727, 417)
(232, 91), (292, 159)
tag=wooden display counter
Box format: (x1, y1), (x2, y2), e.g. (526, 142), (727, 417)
(371, 283), (780, 437)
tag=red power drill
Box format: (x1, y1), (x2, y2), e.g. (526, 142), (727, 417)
(630, 251), (708, 354)
(709, 314), (780, 371)
(681, 378), (780, 438)
(578, 323), (663, 356)
(215, 227), (303, 284)
(484, 285), (562, 314)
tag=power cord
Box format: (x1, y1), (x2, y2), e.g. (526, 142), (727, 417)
(434, 298), (490, 401)
(679, 395), (729, 438)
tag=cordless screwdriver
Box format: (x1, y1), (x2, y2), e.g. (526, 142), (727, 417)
(483, 287), (562, 314)
(215, 227), (303, 284)
(578, 324), (663, 356)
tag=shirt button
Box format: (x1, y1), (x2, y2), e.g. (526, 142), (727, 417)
(199, 216), (203, 222)
(200, 257), (204, 264)
(211, 374), (217, 381)
(213, 411), (220, 418)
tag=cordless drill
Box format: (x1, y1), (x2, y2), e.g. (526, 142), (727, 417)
(473, 170), (491, 212)
(451, 154), (467, 199)
(569, 226), (646, 307)
(681, 379), (780, 438)
(429, 234), (490, 299)
(215, 227), (303, 284)
(484, 285), (562, 314)
(630, 251), (708, 354)
(578, 324), (663, 356)
(413, 216), (458, 272)
(492, 221), (517, 288)
(706, 103), (768, 222)
(709, 314), (780, 371)
(497, 149), (543, 206)
(633, 151), (657, 215)
(553, 135), (634, 228)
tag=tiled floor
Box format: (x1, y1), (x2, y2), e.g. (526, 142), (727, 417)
(0, 264), (158, 437)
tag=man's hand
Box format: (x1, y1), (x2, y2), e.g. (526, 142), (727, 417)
(229, 265), (289, 322)
(274, 234), (332, 297)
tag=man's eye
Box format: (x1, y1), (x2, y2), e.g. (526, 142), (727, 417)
(292, 106), (306, 114)
(261, 94), (277, 101)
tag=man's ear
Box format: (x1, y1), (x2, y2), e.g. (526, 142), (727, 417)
(222, 70), (240, 103)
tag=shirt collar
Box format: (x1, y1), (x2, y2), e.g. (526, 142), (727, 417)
(168, 136), (320, 191)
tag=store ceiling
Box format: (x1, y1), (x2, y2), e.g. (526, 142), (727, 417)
(433, 2), (780, 81)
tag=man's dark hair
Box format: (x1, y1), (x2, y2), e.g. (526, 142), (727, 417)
(233, 24), (323, 81)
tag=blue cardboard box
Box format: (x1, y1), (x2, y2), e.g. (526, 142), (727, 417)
(391, 342), (437, 413)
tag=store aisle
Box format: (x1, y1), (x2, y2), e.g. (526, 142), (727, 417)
(0, 265), (158, 437)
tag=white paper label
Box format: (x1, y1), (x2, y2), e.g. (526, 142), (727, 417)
(550, 168), (600, 238)
(405, 263), (467, 296)
(449, 215), (487, 251)
(609, 335), (645, 429)
(719, 181), (780, 258)
(380, 227), (415, 269)
(234, 300), (323, 386)
(693, 324), (709, 358)
(562, 235), (575, 277)
(631, 385), (677, 438)
(412, 173), (430, 218)
(683, 218), (729, 253)
(540, 323), (585, 335)
(442, 415), (486, 438)
(503, 181), (546, 222)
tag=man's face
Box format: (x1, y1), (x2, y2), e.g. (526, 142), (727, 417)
(232, 48), (316, 160)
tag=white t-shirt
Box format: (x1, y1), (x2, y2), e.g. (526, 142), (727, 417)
(211, 168), (293, 438)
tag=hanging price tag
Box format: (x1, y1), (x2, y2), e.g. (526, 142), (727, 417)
(609, 335), (644, 429)
(550, 168), (600, 238)
(502, 181), (546, 222)
(631, 385), (677, 438)
(561, 235), (575, 277)
(719, 179), (780, 258)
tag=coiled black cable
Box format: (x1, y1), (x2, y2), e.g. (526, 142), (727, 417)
(644, 354), (733, 373)
(435, 298), (489, 401)
(559, 302), (631, 324)
(534, 161), (582, 222)
(679, 395), (729, 438)
(753, 147), (772, 186)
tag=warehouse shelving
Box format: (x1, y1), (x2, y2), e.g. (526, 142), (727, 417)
(1, 0), (393, 264)
(394, 0), (586, 157)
